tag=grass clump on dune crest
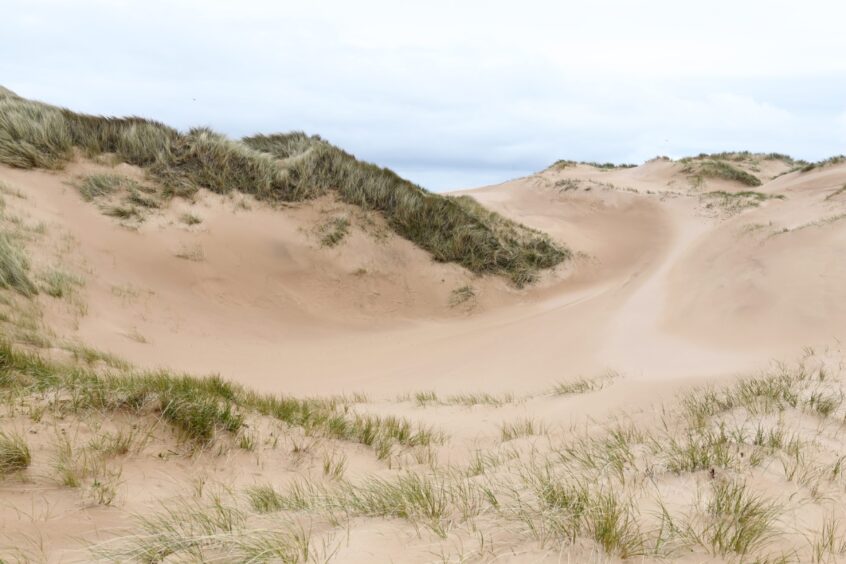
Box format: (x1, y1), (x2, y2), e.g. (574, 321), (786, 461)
(551, 160), (636, 170)
(0, 88), (568, 285)
(0, 95), (74, 169)
(682, 159), (762, 187)
(801, 155), (846, 173)
(687, 151), (804, 165)
(0, 91), (177, 170)
(244, 133), (568, 285)
(150, 127), (292, 200)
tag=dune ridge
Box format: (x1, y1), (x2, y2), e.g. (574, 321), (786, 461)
(0, 89), (567, 286)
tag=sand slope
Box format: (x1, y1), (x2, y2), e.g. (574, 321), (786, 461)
(1, 156), (845, 399)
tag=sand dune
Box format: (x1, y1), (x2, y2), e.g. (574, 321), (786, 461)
(3, 154), (844, 395)
(3, 151), (846, 562)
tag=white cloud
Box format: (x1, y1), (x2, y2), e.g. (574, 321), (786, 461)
(2, 0), (845, 190)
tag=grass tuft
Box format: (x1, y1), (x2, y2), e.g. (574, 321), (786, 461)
(38, 268), (83, 298)
(449, 285), (475, 307)
(0, 232), (37, 296)
(246, 484), (284, 513)
(552, 370), (618, 396)
(500, 417), (546, 441)
(317, 216), (350, 247)
(103, 204), (143, 222)
(0, 430), (31, 474)
(690, 480), (780, 557)
(77, 174), (139, 201)
(179, 212), (202, 225)
(160, 393), (243, 443)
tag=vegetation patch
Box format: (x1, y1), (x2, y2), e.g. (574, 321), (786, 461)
(554, 178), (581, 191)
(686, 151), (804, 165)
(551, 160), (636, 170)
(701, 190), (784, 214)
(93, 496), (316, 562)
(500, 417), (547, 441)
(2, 327), (845, 560)
(552, 370), (619, 396)
(76, 174), (161, 226)
(801, 155), (846, 173)
(125, 187), (160, 209)
(77, 174), (140, 201)
(0, 340), (440, 456)
(682, 159), (762, 187)
(63, 342), (130, 370)
(317, 216), (350, 248)
(103, 204), (144, 222)
(245, 134), (568, 285)
(0, 430), (31, 474)
(247, 471), (478, 537)
(448, 285), (475, 308)
(38, 268), (84, 298)
(404, 389), (516, 407)
(682, 479), (780, 557)
(0, 232), (37, 296)
(179, 212), (202, 225)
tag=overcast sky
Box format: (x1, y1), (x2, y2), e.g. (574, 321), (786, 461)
(3, 1), (846, 191)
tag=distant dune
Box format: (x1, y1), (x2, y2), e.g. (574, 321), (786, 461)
(2, 91), (846, 562)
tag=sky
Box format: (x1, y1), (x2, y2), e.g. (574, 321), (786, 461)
(2, 1), (846, 191)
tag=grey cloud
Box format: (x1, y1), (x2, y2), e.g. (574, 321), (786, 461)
(2, 1), (845, 191)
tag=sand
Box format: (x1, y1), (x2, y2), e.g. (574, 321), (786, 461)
(1, 154), (846, 561)
(4, 157), (843, 395)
